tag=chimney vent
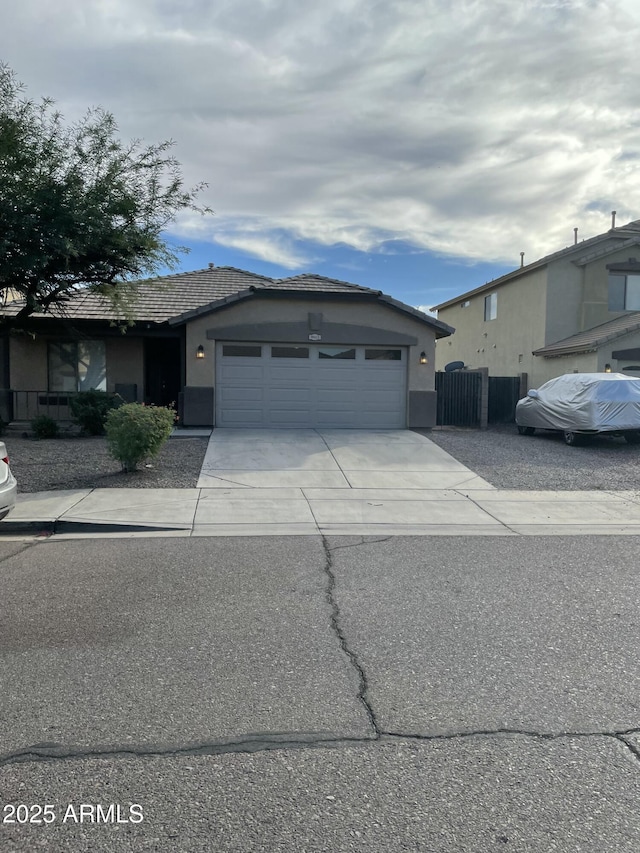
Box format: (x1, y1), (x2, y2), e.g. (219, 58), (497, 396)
(574, 227), (578, 245)
(611, 210), (617, 229)
(208, 262), (215, 269)
(520, 252), (525, 268)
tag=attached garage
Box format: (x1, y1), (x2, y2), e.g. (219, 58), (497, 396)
(216, 342), (407, 428)
(168, 269), (454, 429)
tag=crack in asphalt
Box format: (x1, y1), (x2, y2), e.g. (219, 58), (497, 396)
(0, 539), (42, 561)
(3, 728), (640, 768)
(326, 537), (393, 553)
(320, 534), (380, 738)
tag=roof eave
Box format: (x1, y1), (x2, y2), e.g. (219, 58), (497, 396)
(430, 260), (550, 312)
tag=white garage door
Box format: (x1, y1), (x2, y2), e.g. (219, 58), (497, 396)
(216, 342), (407, 428)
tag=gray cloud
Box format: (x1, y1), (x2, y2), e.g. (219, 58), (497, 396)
(3, 0), (640, 265)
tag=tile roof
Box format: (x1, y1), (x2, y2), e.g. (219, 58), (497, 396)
(533, 312), (640, 357)
(0, 266), (270, 323)
(0, 265), (453, 335)
(272, 273), (376, 293)
(431, 220), (640, 312)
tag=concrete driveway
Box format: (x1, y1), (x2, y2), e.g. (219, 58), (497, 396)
(197, 428), (493, 490)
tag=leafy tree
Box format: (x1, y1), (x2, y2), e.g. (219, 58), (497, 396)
(0, 63), (211, 328)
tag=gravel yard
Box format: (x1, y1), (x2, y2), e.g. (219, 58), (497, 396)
(4, 433), (209, 493)
(424, 424), (640, 490)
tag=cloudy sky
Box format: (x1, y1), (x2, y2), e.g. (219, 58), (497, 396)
(3, 0), (640, 311)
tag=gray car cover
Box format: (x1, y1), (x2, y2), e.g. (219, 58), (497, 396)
(516, 373), (640, 432)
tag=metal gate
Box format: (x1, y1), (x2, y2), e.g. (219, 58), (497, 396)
(488, 376), (521, 423)
(436, 371), (521, 427)
(435, 371), (482, 426)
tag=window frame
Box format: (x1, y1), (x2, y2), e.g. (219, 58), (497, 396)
(47, 340), (107, 393)
(484, 292), (497, 321)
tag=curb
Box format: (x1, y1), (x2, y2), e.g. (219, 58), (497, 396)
(0, 520), (187, 536)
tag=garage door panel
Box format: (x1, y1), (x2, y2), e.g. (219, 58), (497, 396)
(218, 387), (264, 402)
(269, 387), (312, 402)
(216, 342), (406, 428)
(268, 409), (313, 426)
(219, 364), (265, 382)
(218, 408), (264, 425)
(316, 388), (357, 403)
(269, 365), (313, 382)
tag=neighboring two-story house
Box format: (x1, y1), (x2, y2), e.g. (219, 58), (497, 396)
(432, 218), (640, 388)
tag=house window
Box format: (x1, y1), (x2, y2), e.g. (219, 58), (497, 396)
(460, 300), (470, 308)
(48, 341), (106, 392)
(608, 273), (640, 311)
(484, 292), (497, 321)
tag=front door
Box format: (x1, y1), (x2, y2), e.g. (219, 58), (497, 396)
(144, 337), (182, 408)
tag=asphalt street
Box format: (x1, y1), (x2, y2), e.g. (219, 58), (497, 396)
(1, 534), (640, 851)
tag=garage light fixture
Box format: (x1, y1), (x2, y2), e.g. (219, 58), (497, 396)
(419, 352), (428, 365)
(196, 345), (205, 359)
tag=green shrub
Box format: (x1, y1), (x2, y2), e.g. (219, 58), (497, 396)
(31, 414), (60, 439)
(70, 389), (122, 435)
(105, 403), (175, 472)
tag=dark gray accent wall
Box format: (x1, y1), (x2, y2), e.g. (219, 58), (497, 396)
(408, 390), (437, 428)
(182, 386), (214, 427)
(115, 383), (137, 403)
(206, 321), (418, 346)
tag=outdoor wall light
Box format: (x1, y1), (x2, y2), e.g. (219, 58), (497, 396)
(419, 351), (428, 365)
(604, 363), (612, 373)
(196, 345), (205, 359)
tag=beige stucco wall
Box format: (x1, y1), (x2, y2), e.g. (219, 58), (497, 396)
(544, 256), (584, 344)
(435, 267), (547, 382)
(184, 297), (438, 393)
(530, 352), (598, 387)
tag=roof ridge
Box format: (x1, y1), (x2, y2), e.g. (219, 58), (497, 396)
(277, 272), (374, 292)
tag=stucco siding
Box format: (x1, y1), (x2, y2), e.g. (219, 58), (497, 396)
(184, 297), (437, 394)
(531, 352), (598, 386)
(435, 267), (547, 381)
(544, 257), (584, 344)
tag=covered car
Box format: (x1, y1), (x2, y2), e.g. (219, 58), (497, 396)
(0, 441), (17, 519)
(515, 373), (640, 445)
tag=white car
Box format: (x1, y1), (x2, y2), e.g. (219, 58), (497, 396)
(0, 441), (17, 519)
(515, 373), (640, 446)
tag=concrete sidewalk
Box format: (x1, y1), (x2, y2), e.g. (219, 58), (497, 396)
(5, 485), (640, 537)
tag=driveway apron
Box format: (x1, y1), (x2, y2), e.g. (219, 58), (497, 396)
(193, 428), (499, 535)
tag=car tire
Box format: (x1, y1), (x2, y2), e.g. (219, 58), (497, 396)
(624, 431), (640, 445)
(563, 431), (583, 446)
(517, 425), (535, 436)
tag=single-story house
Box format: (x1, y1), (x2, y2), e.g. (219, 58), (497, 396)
(0, 265), (454, 429)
